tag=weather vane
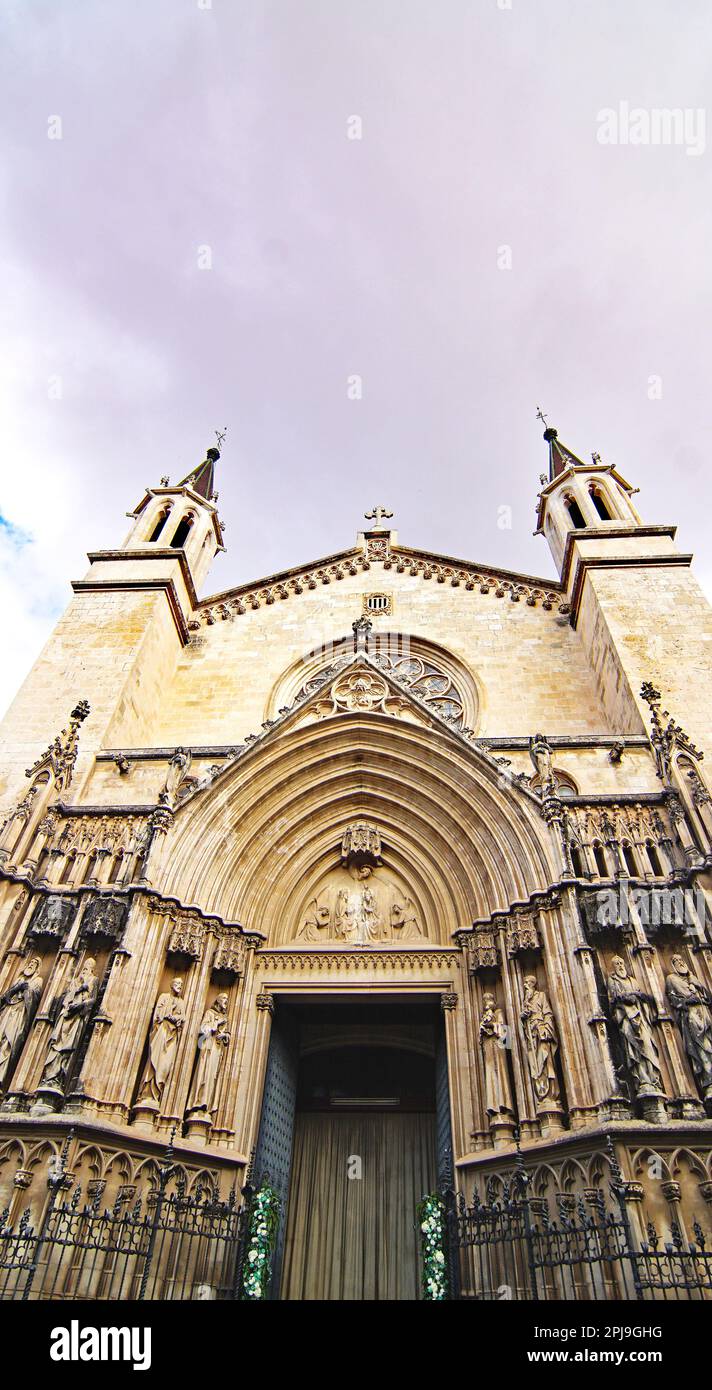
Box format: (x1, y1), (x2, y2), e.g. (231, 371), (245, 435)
(535, 405), (550, 427)
(215, 427), (228, 450)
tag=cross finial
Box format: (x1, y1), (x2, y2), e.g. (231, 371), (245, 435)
(364, 505), (393, 530)
(535, 405), (549, 426)
(215, 427), (228, 451)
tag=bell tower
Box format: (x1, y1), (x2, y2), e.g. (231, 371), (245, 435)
(535, 421), (644, 575)
(535, 415), (712, 758)
(0, 442), (226, 809)
(122, 444), (225, 592)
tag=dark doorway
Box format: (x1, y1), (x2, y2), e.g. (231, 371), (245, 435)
(252, 997), (449, 1300)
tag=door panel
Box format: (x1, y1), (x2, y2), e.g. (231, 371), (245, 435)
(252, 1006), (300, 1296)
(435, 1015), (454, 1186)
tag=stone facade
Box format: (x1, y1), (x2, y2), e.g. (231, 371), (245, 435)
(0, 431), (710, 1282)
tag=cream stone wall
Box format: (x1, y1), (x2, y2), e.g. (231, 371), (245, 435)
(576, 562), (712, 763)
(0, 589), (183, 814)
(151, 564), (610, 750)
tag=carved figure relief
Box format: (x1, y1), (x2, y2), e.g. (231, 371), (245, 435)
(479, 993), (515, 1120)
(665, 955), (712, 1100)
(186, 993), (230, 1118)
(0, 956), (44, 1090)
(529, 733), (556, 797)
(137, 978), (186, 1107)
(521, 976), (560, 1107)
(160, 747), (193, 807)
(39, 958), (98, 1093)
(297, 828), (425, 945)
(606, 956), (664, 1097)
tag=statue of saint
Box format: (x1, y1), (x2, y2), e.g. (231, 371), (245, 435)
(0, 956), (44, 1089)
(186, 992), (230, 1117)
(391, 895), (424, 939)
(39, 957), (98, 1092)
(300, 898), (332, 942)
(665, 955), (712, 1100)
(521, 975), (560, 1106)
(479, 993), (515, 1121)
(298, 861), (424, 943)
(137, 977), (186, 1106)
(529, 733), (556, 796)
(159, 747), (192, 807)
(606, 956), (664, 1096)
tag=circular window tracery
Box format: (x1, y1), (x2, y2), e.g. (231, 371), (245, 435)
(296, 649), (466, 727)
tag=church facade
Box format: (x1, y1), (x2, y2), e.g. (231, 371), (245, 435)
(0, 426), (711, 1300)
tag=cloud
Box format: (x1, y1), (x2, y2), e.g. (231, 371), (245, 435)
(0, 0), (709, 725)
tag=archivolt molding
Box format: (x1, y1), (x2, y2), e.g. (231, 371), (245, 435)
(159, 714), (558, 942)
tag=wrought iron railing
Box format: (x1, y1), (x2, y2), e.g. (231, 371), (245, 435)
(436, 1146), (712, 1302)
(0, 1137), (257, 1302)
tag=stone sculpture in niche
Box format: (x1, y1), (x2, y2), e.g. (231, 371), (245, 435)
(137, 977), (186, 1107)
(297, 823), (425, 944)
(665, 955), (712, 1100)
(38, 957), (98, 1093)
(0, 956), (44, 1090)
(529, 733), (556, 797)
(479, 993), (515, 1121)
(606, 955), (664, 1096)
(520, 975), (561, 1107)
(186, 992), (230, 1118)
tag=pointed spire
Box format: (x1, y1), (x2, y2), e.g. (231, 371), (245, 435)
(179, 446), (220, 502)
(536, 408), (587, 482)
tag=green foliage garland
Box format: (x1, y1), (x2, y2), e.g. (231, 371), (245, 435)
(417, 1191), (449, 1300)
(240, 1183), (281, 1300)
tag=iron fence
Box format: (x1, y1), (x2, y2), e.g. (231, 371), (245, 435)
(444, 1146), (712, 1302)
(0, 1140), (253, 1301)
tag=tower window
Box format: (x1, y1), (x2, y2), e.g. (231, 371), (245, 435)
(565, 496), (587, 530)
(590, 488), (612, 522)
(170, 516), (193, 549)
(148, 508), (170, 542)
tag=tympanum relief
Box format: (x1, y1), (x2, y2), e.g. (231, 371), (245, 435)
(295, 822), (427, 945)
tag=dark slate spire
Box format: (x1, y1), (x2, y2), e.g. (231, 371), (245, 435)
(535, 408), (586, 482)
(179, 446), (220, 501)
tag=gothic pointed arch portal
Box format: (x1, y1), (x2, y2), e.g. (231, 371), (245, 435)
(159, 710), (559, 1298)
(163, 711), (557, 940)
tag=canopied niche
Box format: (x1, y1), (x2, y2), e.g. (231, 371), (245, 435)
(293, 822), (427, 945)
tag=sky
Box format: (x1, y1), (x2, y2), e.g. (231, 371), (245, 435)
(1, 0), (711, 718)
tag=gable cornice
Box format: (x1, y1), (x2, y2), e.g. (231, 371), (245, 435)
(193, 542), (566, 628)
